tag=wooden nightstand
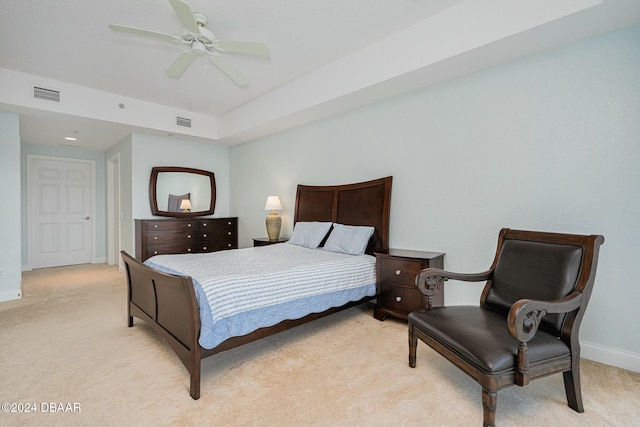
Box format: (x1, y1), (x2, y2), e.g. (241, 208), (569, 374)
(253, 237), (288, 247)
(374, 249), (445, 321)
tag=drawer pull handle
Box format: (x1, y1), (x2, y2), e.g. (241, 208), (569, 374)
(228, 221), (232, 225)
(227, 243), (232, 247)
(188, 249), (191, 252)
(203, 246), (207, 250)
(188, 224), (192, 227)
(203, 223), (207, 227)
(187, 234), (192, 238)
(153, 250), (158, 254)
(395, 269), (402, 275)
(154, 236), (158, 240)
(154, 224), (158, 228)
(203, 234), (207, 238)
(227, 231), (232, 235)
(395, 296), (402, 302)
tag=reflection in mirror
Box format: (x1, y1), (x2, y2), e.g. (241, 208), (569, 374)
(150, 167), (216, 217)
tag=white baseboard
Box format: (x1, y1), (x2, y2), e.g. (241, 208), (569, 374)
(0, 289), (22, 302)
(582, 340), (640, 373)
(92, 257), (106, 264)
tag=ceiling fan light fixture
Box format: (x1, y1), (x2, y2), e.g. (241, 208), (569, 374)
(192, 41), (206, 54)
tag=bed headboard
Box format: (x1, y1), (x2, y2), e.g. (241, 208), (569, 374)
(293, 176), (392, 254)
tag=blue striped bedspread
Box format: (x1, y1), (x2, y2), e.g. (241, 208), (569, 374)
(144, 243), (376, 349)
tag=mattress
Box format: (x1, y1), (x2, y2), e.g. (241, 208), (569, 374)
(145, 243), (376, 349)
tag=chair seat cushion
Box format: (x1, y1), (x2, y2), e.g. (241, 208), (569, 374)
(408, 306), (570, 374)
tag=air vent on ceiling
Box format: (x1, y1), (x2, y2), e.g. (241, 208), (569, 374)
(33, 86), (61, 102)
(176, 116), (192, 128)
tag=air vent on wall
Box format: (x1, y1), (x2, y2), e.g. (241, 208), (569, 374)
(176, 116), (192, 128)
(33, 86), (61, 102)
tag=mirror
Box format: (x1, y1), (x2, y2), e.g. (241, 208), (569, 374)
(149, 166), (216, 217)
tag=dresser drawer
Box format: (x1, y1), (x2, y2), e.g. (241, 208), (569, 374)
(144, 220), (196, 231)
(136, 217), (238, 261)
(379, 257), (423, 285)
(146, 230), (195, 245)
(198, 218), (236, 230)
(378, 283), (424, 313)
(146, 244), (195, 257)
(195, 240), (236, 252)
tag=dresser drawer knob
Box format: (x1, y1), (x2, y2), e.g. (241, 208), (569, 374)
(154, 224), (158, 228)
(227, 243), (232, 247)
(188, 223), (192, 227)
(227, 231), (232, 235)
(395, 269), (402, 276)
(154, 236), (158, 240)
(395, 296), (402, 302)
(202, 246), (207, 250)
(202, 223), (207, 227)
(228, 221), (232, 225)
(203, 234), (207, 238)
(187, 249), (191, 252)
(153, 250), (158, 254)
(187, 234), (192, 239)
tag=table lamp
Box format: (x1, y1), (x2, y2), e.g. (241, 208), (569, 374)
(264, 196), (282, 241)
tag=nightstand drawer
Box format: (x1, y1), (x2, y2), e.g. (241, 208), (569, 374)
(378, 283), (424, 313)
(374, 249), (445, 321)
(379, 258), (422, 285)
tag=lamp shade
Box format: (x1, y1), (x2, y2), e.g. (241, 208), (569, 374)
(179, 199), (192, 210)
(264, 196), (282, 211)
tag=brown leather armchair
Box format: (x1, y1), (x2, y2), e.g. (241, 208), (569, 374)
(408, 228), (604, 427)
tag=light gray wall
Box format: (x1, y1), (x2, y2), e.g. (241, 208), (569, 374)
(230, 26), (640, 360)
(106, 134), (133, 258)
(108, 133), (231, 257)
(0, 111), (21, 301)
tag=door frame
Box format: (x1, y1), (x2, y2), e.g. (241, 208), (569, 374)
(107, 153), (121, 269)
(26, 154), (97, 270)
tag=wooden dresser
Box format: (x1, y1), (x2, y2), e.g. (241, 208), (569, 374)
(374, 249), (445, 321)
(135, 217), (238, 261)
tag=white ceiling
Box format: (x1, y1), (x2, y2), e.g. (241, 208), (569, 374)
(1, 0), (639, 151)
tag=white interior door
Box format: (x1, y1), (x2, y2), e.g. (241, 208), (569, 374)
(28, 156), (94, 269)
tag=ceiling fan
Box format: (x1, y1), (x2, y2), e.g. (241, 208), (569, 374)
(108, 0), (270, 86)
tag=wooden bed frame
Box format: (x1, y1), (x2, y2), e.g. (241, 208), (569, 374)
(121, 176), (392, 399)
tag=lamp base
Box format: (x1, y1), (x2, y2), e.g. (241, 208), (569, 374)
(265, 212), (281, 241)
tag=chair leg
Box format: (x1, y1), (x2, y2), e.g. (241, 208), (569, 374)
(482, 389), (497, 427)
(563, 369), (584, 413)
(408, 325), (417, 368)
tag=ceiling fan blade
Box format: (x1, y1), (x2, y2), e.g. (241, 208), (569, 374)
(168, 0), (200, 34)
(108, 24), (180, 43)
(167, 52), (197, 78)
(208, 53), (250, 87)
(215, 41), (270, 58)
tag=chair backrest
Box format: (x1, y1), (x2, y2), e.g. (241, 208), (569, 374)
(481, 229), (604, 337)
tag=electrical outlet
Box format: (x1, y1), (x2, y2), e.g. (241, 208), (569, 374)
(0, 269), (5, 278)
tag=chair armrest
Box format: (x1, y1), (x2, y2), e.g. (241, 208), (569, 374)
(415, 268), (494, 301)
(508, 291), (583, 342)
(507, 291), (583, 387)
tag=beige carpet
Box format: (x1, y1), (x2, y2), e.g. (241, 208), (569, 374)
(1, 264), (639, 426)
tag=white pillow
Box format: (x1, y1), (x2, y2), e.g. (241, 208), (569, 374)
(323, 223), (375, 255)
(287, 222), (333, 249)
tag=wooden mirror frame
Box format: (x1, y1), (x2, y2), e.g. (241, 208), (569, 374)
(149, 166), (216, 218)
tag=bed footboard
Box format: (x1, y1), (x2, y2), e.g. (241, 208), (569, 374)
(120, 251), (203, 399)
